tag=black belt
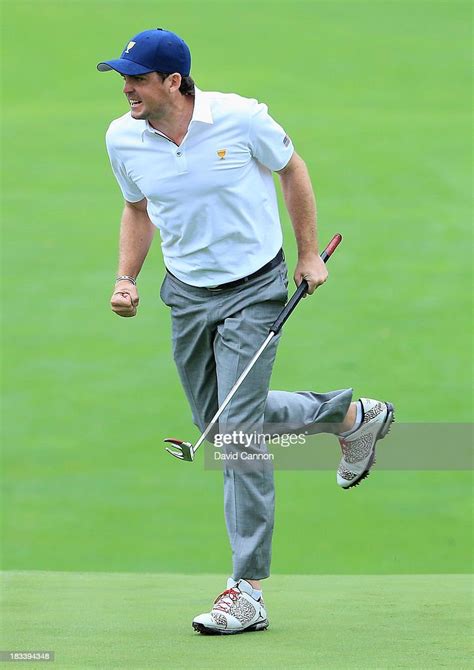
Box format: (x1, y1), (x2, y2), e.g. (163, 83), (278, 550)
(167, 249), (284, 291)
(206, 248), (284, 291)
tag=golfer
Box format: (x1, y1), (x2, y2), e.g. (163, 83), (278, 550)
(98, 28), (394, 635)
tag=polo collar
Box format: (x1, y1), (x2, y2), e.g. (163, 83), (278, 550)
(141, 87), (213, 139)
(191, 87), (213, 125)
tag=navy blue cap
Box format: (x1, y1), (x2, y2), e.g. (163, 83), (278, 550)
(97, 28), (191, 76)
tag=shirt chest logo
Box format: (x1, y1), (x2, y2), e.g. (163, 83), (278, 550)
(217, 149), (227, 160)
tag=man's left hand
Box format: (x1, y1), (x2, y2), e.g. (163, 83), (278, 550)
(294, 252), (328, 295)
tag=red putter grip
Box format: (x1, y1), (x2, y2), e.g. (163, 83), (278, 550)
(321, 233), (342, 262)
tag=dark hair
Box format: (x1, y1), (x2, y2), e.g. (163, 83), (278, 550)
(157, 72), (195, 96)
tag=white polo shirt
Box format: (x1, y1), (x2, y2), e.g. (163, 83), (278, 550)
(105, 88), (294, 286)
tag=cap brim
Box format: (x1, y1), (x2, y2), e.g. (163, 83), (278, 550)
(97, 59), (154, 75)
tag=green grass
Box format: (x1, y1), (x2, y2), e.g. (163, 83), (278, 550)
(1, 2), (472, 666)
(2, 571), (472, 669)
(1, 0), (472, 626)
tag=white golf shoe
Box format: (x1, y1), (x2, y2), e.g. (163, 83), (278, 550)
(192, 578), (269, 635)
(337, 398), (395, 489)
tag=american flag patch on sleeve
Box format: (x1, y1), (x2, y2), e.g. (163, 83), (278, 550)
(283, 134), (290, 147)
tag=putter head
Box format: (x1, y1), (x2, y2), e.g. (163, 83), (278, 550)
(164, 438), (195, 462)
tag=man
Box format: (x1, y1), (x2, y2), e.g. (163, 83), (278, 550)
(98, 28), (394, 635)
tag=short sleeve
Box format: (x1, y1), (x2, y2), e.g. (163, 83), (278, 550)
(105, 130), (144, 203)
(248, 101), (294, 171)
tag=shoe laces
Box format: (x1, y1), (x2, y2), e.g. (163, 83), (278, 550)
(213, 587), (240, 613)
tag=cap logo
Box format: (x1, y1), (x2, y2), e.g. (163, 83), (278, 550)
(217, 149), (227, 160)
(125, 41), (136, 54)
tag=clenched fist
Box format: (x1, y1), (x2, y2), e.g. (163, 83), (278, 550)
(111, 280), (139, 317)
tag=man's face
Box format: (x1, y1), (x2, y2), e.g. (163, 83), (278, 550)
(121, 72), (172, 121)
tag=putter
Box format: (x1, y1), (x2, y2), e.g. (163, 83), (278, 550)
(164, 233), (343, 461)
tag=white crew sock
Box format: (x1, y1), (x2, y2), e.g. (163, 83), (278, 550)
(235, 579), (262, 601)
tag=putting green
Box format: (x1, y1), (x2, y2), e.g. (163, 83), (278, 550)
(1, 571), (472, 669)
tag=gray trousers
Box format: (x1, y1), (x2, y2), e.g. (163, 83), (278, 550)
(160, 261), (352, 580)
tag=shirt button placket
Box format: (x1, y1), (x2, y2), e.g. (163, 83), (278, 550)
(175, 149), (188, 174)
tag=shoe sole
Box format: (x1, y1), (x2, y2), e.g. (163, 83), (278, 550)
(192, 619), (269, 635)
(343, 402), (395, 490)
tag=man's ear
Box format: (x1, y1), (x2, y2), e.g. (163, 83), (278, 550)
(168, 73), (182, 93)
